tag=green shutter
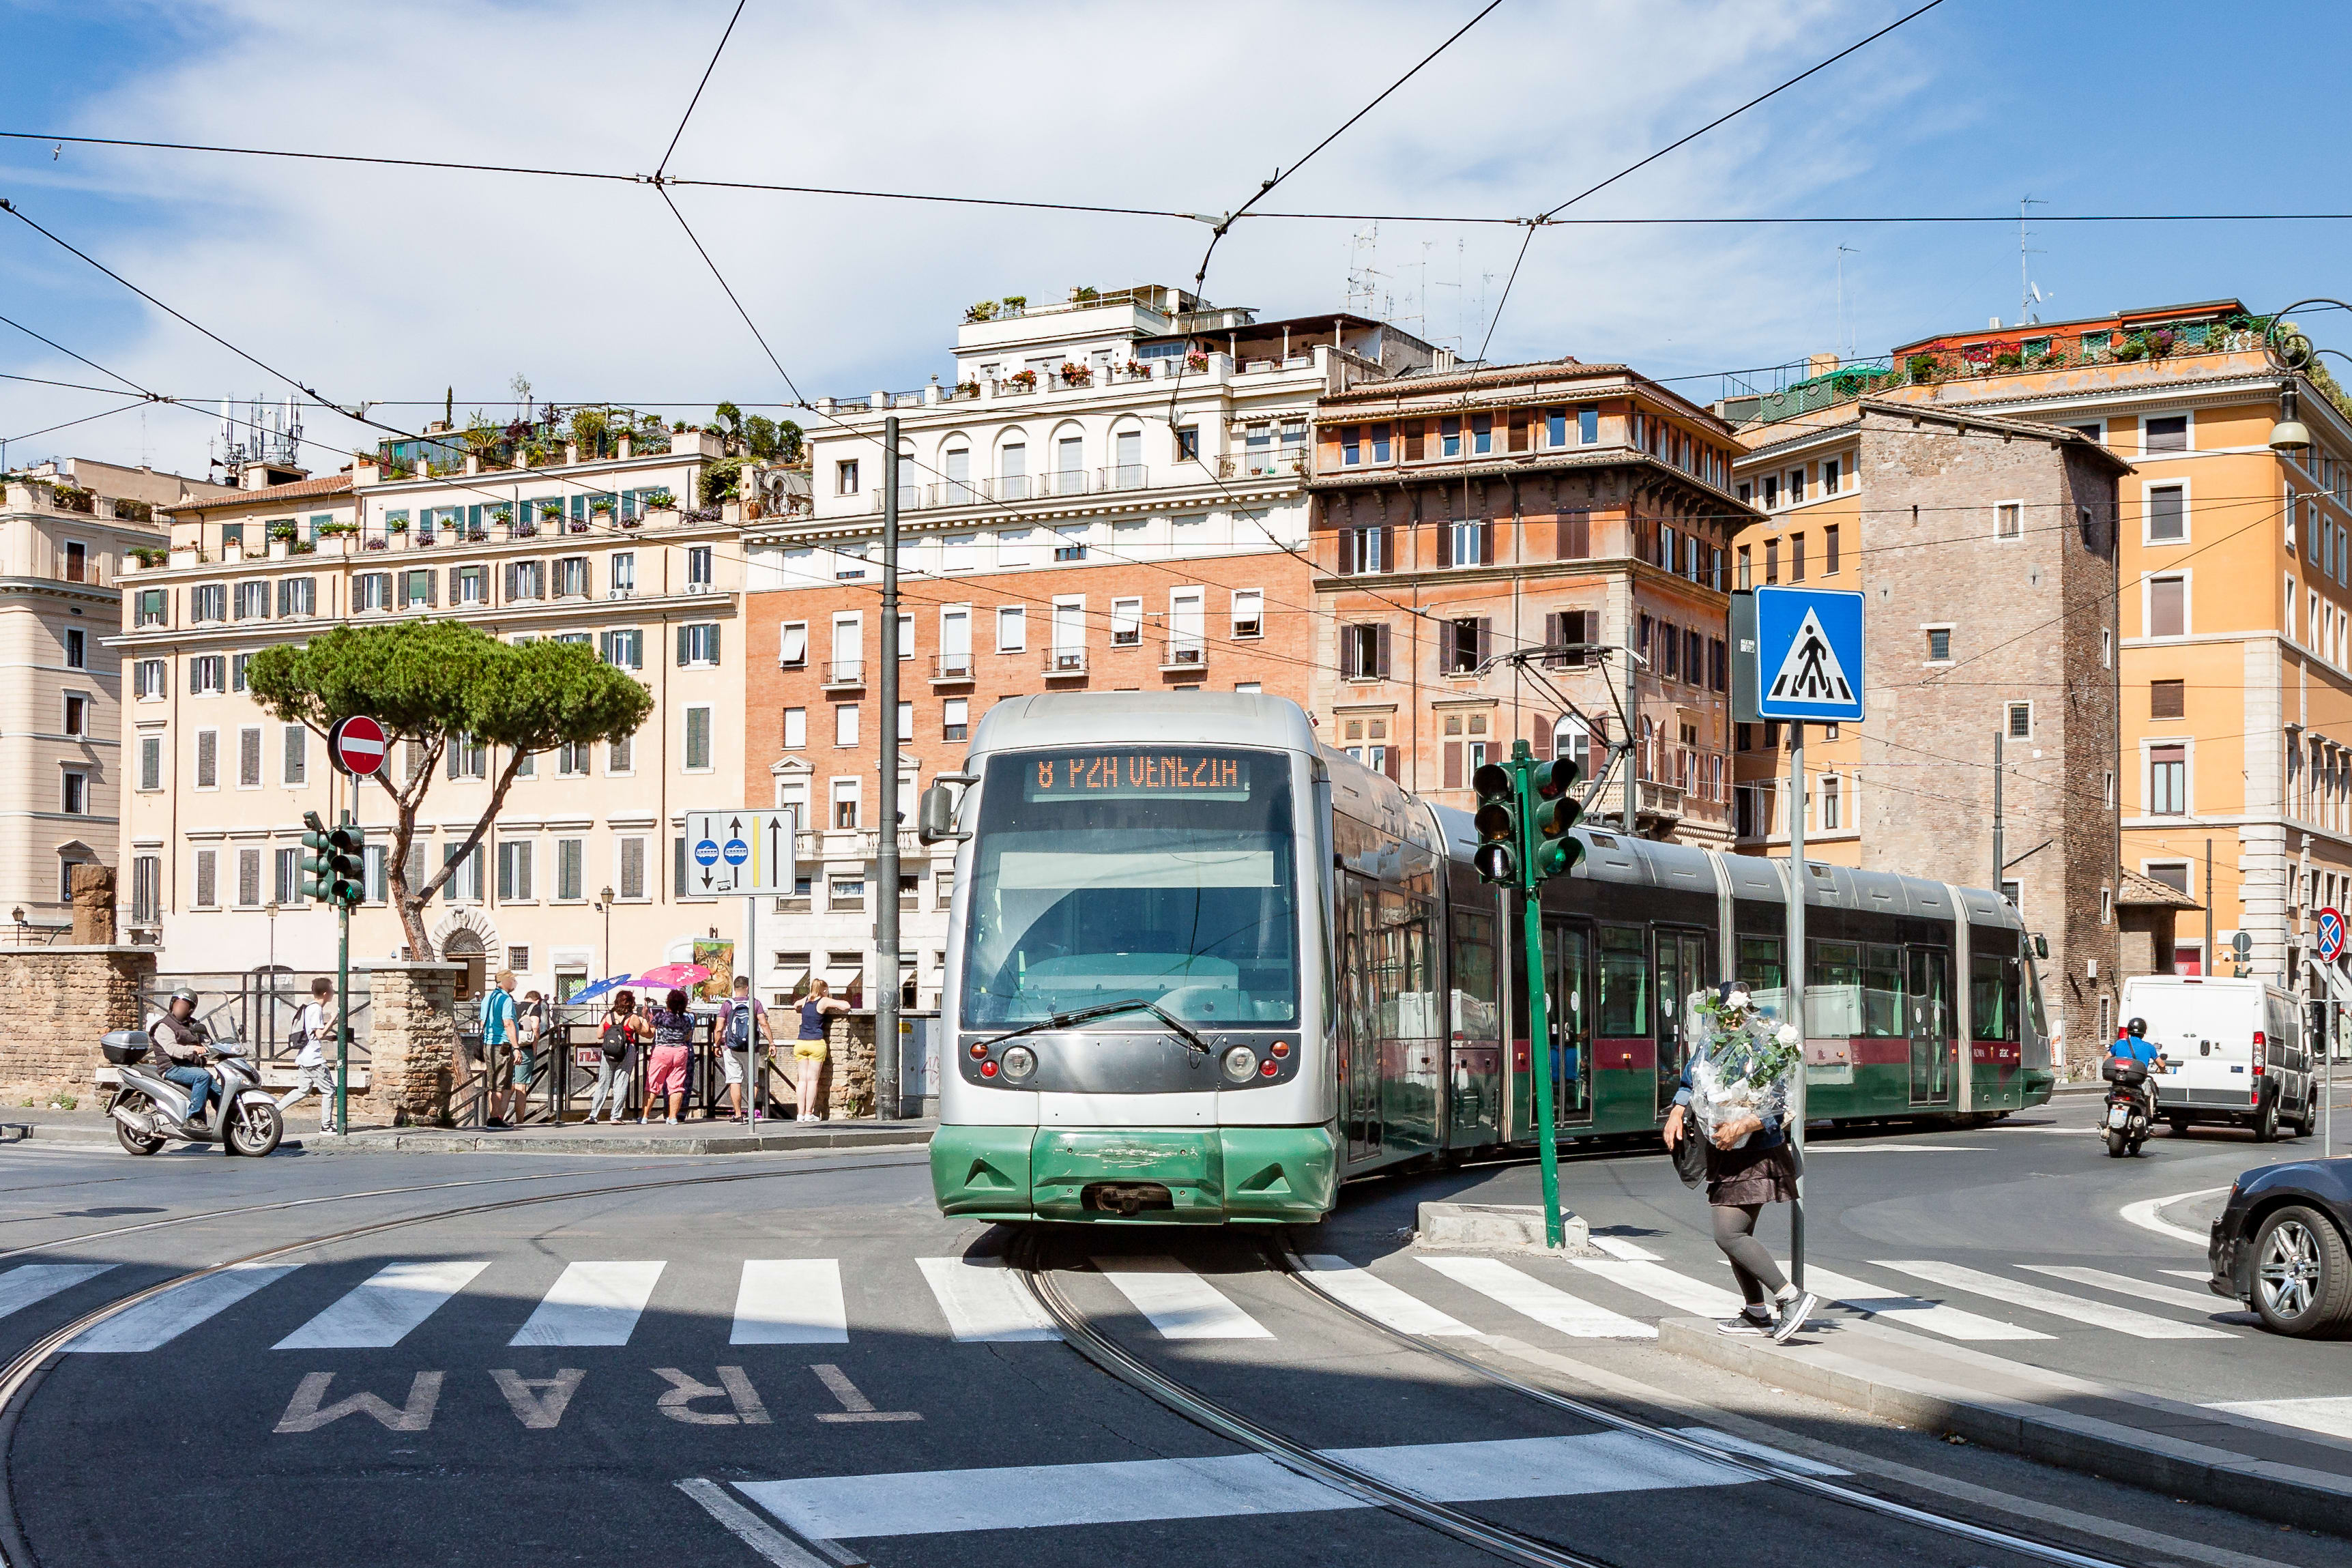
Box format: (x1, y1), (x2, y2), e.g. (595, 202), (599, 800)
(706, 624), (721, 665)
(676, 624), (691, 666)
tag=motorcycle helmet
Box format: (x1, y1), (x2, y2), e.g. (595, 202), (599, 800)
(2125, 1016), (2147, 1036)
(168, 987), (199, 1011)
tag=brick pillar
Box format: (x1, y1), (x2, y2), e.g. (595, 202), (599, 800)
(68, 865), (117, 946)
(357, 961), (463, 1127)
(0, 946), (156, 1105)
(824, 1011), (877, 1118)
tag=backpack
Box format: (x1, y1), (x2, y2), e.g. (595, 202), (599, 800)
(727, 1002), (754, 1047)
(599, 1017), (630, 1062)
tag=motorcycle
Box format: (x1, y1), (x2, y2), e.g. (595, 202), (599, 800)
(2100, 1053), (2158, 1157)
(103, 1028), (284, 1157)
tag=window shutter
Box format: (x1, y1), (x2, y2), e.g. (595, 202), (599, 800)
(448, 567), (463, 601)
(1338, 527), (1356, 576)
(707, 624), (721, 665)
(1382, 746), (1399, 781)
(1508, 409), (1530, 452)
(426, 570), (438, 608)
(1402, 420), (1423, 461)
(1444, 742), (1462, 789)
(1477, 618), (1492, 665)
(1438, 523), (1453, 569)
(1381, 527), (1395, 572)
(1339, 628), (1359, 680)
(1374, 624), (1391, 678)
(1532, 719), (1552, 760)
(677, 624), (691, 666)
(598, 630), (613, 664)
(1481, 521), (1494, 564)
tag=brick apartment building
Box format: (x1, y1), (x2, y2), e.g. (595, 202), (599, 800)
(1725, 397), (2132, 1066)
(742, 285), (1429, 1008)
(1309, 360), (1756, 845)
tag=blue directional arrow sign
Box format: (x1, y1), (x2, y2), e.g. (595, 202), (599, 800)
(1749, 586), (1865, 723)
(693, 838), (721, 867)
(723, 838), (749, 867)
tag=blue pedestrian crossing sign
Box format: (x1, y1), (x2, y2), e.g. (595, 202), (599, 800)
(2319, 906), (2345, 963)
(1733, 587), (1865, 723)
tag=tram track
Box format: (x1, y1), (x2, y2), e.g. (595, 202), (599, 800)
(0, 1149), (928, 1568)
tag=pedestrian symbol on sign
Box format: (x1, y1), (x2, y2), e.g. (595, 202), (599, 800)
(1767, 608), (1855, 707)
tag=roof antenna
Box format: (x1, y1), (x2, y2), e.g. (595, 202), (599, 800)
(2018, 195), (2050, 325)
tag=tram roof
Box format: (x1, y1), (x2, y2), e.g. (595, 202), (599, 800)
(968, 691), (1322, 755)
(1427, 803), (2019, 931)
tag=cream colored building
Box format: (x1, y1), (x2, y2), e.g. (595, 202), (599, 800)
(0, 464), (197, 932)
(115, 426), (758, 998)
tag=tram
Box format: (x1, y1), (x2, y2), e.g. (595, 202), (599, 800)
(929, 692), (2052, 1225)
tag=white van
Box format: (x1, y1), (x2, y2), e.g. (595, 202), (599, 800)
(2115, 975), (2314, 1141)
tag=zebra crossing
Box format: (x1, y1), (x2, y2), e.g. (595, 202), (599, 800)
(0, 1241), (2247, 1356)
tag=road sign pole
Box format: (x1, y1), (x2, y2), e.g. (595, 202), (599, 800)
(876, 413), (901, 1122)
(746, 888), (759, 1123)
(1511, 746), (1565, 1249)
(1787, 720), (1806, 1294)
(336, 809), (351, 1138)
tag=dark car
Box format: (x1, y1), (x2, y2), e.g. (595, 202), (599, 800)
(2209, 1153), (2352, 1336)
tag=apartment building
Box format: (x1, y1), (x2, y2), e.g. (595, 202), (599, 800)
(116, 418), (751, 998)
(1724, 396), (2130, 1064)
(742, 285), (1429, 1008)
(1310, 360), (1756, 846)
(0, 461), (203, 933)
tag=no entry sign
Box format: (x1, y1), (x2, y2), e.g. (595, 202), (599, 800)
(328, 714), (389, 777)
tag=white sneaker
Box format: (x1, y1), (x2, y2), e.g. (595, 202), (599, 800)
(1717, 1310), (1772, 1336)
(1771, 1290), (1819, 1343)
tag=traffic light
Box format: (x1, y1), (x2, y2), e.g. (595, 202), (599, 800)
(298, 811), (334, 903)
(327, 822), (367, 909)
(1528, 759), (1584, 881)
(1471, 761), (1518, 884)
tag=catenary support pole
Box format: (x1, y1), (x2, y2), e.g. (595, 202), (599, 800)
(1514, 745), (1564, 1249)
(1992, 729), (2005, 897)
(876, 415), (901, 1120)
(1787, 721), (1806, 1292)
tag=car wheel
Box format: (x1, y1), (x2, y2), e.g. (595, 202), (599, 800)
(2254, 1101), (2278, 1142)
(2250, 1206), (2352, 1336)
(2168, 1117), (2192, 1136)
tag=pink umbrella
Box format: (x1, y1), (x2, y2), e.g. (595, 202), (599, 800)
(634, 962), (710, 991)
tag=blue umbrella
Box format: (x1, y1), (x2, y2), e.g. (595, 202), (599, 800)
(565, 974), (635, 1008)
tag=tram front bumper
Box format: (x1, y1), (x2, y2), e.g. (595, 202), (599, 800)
(931, 1124), (1336, 1223)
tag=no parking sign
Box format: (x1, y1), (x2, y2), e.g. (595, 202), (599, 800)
(2319, 907), (2345, 964)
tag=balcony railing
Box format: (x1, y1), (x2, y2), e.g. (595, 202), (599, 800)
(1159, 639), (1207, 673)
(1045, 649), (1088, 677)
(862, 461), (1257, 514)
(824, 657), (865, 686)
(933, 653), (974, 681)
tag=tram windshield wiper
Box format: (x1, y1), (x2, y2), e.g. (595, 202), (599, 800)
(973, 998), (1213, 1056)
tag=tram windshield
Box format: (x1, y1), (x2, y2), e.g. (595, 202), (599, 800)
(960, 746), (1300, 1028)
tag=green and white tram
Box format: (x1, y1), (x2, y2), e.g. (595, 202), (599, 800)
(928, 692), (2052, 1225)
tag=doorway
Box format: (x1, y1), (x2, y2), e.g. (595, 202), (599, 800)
(1906, 946), (1953, 1105)
(1542, 920), (1594, 1124)
(1654, 928), (1713, 1118)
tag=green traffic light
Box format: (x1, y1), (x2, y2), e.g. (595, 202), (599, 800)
(1531, 835), (1584, 879)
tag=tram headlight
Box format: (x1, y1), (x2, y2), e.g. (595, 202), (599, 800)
(1000, 1045), (1037, 1081)
(1221, 1045), (1259, 1084)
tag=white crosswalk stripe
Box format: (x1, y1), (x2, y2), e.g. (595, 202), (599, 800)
(1874, 1260), (2233, 1339)
(66, 1262), (300, 1353)
(916, 1258), (1060, 1342)
(1092, 1256), (1272, 1339)
(2022, 1265), (2236, 1316)
(1571, 1258), (1746, 1318)
(1298, 1255), (1478, 1336)
(1790, 1263), (2050, 1341)
(1588, 1236), (1664, 1262)
(509, 1261), (665, 1347)
(1417, 1257), (1655, 1339)
(731, 1260), (849, 1345)
(0, 1263), (116, 1321)
(274, 1260), (489, 1350)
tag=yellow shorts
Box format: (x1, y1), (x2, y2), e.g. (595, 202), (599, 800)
(793, 1041), (828, 1062)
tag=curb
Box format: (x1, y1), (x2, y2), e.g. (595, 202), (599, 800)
(1657, 1316), (2352, 1533)
(306, 1125), (933, 1156)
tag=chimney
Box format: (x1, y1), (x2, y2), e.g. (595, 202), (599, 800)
(1432, 347), (1457, 373)
(1806, 352), (1840, 379)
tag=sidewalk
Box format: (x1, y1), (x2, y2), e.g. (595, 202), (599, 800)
(1, 1105), (935, 1157)
(1661, 1311), (2352, 1532)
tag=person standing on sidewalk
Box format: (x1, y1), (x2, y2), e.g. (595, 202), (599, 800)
(497, 988), (546, 1128)
(480, 970), (519, 1129)
(717, 976), (769, 1122)
(588, 991), (650, 1124)
(1664, 982), (1818, 1343)
(276, 977), (341, 1136)
(793, 979), (851, 1122)
(643, 987), (697, 1124)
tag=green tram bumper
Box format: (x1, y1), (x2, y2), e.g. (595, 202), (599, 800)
(931, 1124), (1337, 1224)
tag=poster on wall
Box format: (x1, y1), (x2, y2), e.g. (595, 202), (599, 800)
(692, 939), (736, 1003)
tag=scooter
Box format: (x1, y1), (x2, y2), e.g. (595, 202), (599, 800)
(103, 1029), (284, 1157)
(2100, 1053), (2157, 1157)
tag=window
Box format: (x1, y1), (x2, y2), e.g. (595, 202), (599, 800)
(237, 847), (261, 908)
(835, 703), (859, 747)
(1174, 426), (1200, 463)
(1231, 589), (1263, 638)
(60, 770), (85, 815)
(498, 841), (534, 902)
(556, 839), (583, 902)
(1340, 525), (1388, 574)
(62, 539), (88, 583)
(138, 733), (162, 792)
(355, 572), (390, 612)
(2102, 626), (2114, 668)
(282, 725), (306, 785)
(1341, 425), (1361, 465)
(996, 606), (1026, 652)
(829, 876), (867, 912)
(1578, 408), (1599, 445)
(1823, 458), (1840, 493)
(131, 854), (159, 925)
(1823, 525), (1840, 575)
(1546, 408), (1567, 447)
(897, 701), (913, 742)
(190, 583), (225, 622)
(831, 778), (859, 830)
(556, 740), (589, 778)
(1167, 588), (1204, 665)
(1820, 775), (1841, 831)
(1440, 416), (1461, 458)
(274, 845), (300, 905)
(1471, 413), (1492, 455)
(2151, 679), (2185, 719)
(610, 552), (636, 594)
(1762, 476), (1780, 510)
(2006, 701), (2032, 740)
(598, 628), (643, 669)
(676, 622), (721, 666)
(1926, 627), (1952, 662)
(608, 731), (633, 773)
(1109, 598), (1142, 648)
(194, 729), (218, 789)
(686, 705), (713, 770)
(1736, 545), (1751, 590)
(836, 459), (859, 495)
(59, 691), (87, 738)
(1444, 616), (1487, 676)
(188, 654), (226, 696)
(687, 546), (714, 587)
(135, 588), (167, 627)
(1763, 538), (1779, 585)
(279, 577), (317, 616)
(1997, 502), (2022, 540)
(62, 627), (85, 671)
(943, 697), (969, 741)
(504, 560), (544, 600)
(1340, 622), (1391, 680)
(2150, 744), (2187, 815)
(362, 843), (387, 904)
(132, 657), (164, 699)
(2149, 575), (2186, 636)
(2145, 413), (2189, 452)
(553, 556), (590, 597)
(403, 568), (435, 609)
(194, 849), (217, 908)
(238, 726), (262, 787)
(2104, 770), (2117, 809)
(782, 707), (806, 750)
(2147, 484), (2186, 542)
(1790, 533), (1805, 582)
(1787, 468), (1806, 505)
(618, 837), (647, 901)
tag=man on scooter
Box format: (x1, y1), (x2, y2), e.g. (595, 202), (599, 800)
(2113, 1017), (2162, 1066)
(150, 988), (214, 1132)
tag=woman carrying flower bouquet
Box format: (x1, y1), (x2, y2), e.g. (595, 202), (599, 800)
(1663, 980), (1819, 1342)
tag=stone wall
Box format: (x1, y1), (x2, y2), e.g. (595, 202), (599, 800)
(355, 961), (463, 1126)
(823, 1011), (876, 1118)
(0, 946), (156, 1106)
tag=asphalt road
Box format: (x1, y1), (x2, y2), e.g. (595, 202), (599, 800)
(0, 1109), (2344, 1568)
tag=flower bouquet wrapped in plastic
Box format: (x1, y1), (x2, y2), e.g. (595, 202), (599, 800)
(1684, 985), (1801, 1149)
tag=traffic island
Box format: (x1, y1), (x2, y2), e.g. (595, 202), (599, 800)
(1657, 1313), (2352, 1533)
(1414, 1201), (1596, 1254)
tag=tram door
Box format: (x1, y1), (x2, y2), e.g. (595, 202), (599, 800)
(1542, 921), (1594, 1124)
(1906, 946), (1954, 1105)
(1339, 874), (1384, 1161)
(1655, 929), (1714, 1118)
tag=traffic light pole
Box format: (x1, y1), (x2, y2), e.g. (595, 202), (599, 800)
(336, 811), (352, 1138)
(1512, 743), (1565, 1249)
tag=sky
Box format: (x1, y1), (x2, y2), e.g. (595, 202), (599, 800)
(2, 0), (2347, 480)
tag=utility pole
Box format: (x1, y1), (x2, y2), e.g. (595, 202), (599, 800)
(875, 415), (902, 1120)
(1622, 620), (1638, 832)
(1992, 729), (2006, 897)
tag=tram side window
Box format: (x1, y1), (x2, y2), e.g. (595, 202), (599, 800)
(1375, 892), (1440, 1039)
(1970, 952), (2020, 1042)
(1597, 925), (1649, 1035)
(1451, 910), (1499, 1039)
(1737, 937), (1783, 993)
(1811, 941), (1861, 1038)
(1860, 944), (1904, 1037)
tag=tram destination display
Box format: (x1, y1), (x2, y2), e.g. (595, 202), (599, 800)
(1023, 750), (1253, 800)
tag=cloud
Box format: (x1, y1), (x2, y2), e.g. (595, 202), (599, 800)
(2, 0), (1944, 476)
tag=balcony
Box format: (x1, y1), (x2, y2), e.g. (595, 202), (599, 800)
(862, 461), (1268, 516)
(1591, 777), (1685, 830)
(1044, 649), (1088, 679)
(822, 657), (865, 689)
(1159, 640), (1207, 675)
(933, 653), (974, 683)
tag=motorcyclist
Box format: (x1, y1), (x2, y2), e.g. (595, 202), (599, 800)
(149, 987), (215, 1131)
(2111, 1016), (2162, 1066)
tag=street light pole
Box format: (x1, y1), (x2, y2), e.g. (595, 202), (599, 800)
(876, 414), (902, 1121)
(599, 886), (613, 980)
